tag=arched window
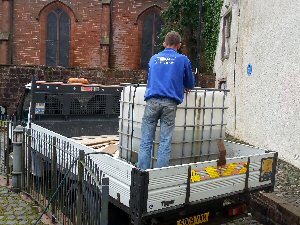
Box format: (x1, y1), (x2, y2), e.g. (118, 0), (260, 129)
(140, 11), (163, 69)
(46, 8), (70, 67)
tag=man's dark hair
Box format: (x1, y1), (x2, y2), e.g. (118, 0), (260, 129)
(164, 31), (181, 46)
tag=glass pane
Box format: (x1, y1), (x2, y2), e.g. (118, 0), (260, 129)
(55, 8), (63, 15)
(59, 12), (70, 67)
(153, 13), (163, 54)
(141, 13), (154, 69)
(46, 12), (57, 66)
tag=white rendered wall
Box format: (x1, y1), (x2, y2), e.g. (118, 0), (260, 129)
(214, 0), (300, 168)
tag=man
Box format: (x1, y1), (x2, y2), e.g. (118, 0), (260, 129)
(138, 31), (195, 170)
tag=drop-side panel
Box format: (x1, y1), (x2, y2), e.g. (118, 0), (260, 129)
(189, 157), (248, 202)
(145, 142), (277, 215)
(91, 155), (133, 207)
(225, 141), (276, 189)
(247, 152), (276, 189)
(190, 175), (246, 202)
(31, 123), (134, 208)
(147, 166), (188, 212)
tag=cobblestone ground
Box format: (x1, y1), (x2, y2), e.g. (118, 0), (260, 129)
(0, 183), (43, 225)
(0, 130), (44, 224)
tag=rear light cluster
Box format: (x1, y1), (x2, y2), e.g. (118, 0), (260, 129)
(227, 204), (247, 217)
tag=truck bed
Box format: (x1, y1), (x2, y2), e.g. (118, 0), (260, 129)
(30, 123), (277, 224)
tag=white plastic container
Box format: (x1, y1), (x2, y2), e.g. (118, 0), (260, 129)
(119, 85), (227, 167)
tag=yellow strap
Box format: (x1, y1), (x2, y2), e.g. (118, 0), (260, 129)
(239, 162), (248, 174)
(205, 166), (220, 178)
(191, 170), (201, 183)
(223, 163), (237, 176)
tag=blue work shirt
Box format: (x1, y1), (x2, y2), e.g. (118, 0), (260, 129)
(144, 48), (195, 104)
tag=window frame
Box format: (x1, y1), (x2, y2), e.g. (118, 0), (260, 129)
(221, 10), (232, 61)
(140, 11), (163, 69)
(46, 9), (71, 67)
(137, 6), (163, 70)
(39, 2), (75, 67)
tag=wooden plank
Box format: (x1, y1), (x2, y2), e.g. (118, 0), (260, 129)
(101, 144), (119, 155)
(72, 135), (119, 146)
(90, 141), (118, 149)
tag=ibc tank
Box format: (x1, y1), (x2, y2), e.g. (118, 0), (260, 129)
(119, 85), (228, 168)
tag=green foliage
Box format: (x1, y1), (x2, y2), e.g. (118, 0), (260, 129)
(158, 0), (223, 72)
(202, 0), (223, 72)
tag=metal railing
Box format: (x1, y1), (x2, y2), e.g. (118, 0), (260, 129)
(0, 115), (13, 184)
(0, 118), (109, 225)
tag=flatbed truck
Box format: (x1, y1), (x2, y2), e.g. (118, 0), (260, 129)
(20, 80), (278, 225)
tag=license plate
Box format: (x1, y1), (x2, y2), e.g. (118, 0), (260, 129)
(177, 212), (209, 225)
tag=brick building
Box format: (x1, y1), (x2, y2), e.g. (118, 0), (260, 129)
(0, 0), (168, 69)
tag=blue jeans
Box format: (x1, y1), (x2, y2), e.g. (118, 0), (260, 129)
(138, 97), (177, 170)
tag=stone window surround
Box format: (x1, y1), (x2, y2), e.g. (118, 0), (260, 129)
(38, 1), (77, 67)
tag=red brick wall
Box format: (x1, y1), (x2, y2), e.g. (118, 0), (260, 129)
(13, 0), (109, 67)
(0, 0), (11, 64)
(110, 0), (168, 69)
(0, 3), (2, 29)
(0, 1), (216, 114)
(14, 0), (40, 65)
(2, 0), (170, 69)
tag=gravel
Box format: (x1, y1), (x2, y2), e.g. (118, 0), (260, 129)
(274, 159), (300, 208)
(225, 216), (263, 225)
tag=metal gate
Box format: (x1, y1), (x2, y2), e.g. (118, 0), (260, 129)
(0, 119), (109, 225)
